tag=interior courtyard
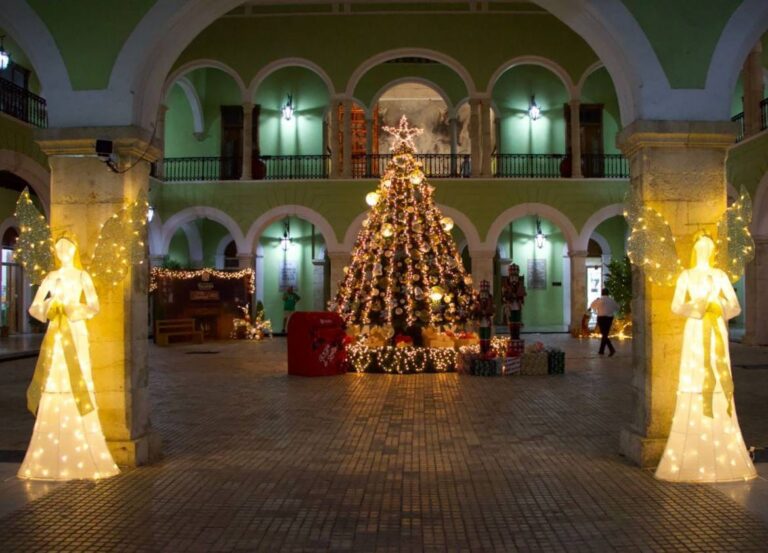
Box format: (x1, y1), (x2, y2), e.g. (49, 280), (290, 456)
(0, 0), (767, 551)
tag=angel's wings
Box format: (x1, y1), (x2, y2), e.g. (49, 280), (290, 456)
(716, 186), (755, 283)
(13, 188), (54, 285)
(624, 193), (682, 286)
(88, 190), (149, 293)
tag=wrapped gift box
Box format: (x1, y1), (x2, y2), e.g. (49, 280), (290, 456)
(521, 351), (548, 375)
(507, 339), (525, 358)
(547, 349), (565, 374)
(470, 357), (502, 376)
(503, 356), (521, 375)
(456, 351), (478, 374)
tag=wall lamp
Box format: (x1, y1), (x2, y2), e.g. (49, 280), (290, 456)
(0, 36), (9, 71)
(282, 94), (294, 121)
(280, 219), (292, 251)
(535, 216), (545, 249)
(528, 95), (541, 121)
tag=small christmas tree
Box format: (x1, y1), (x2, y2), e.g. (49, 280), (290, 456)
(334, 116), (476, 341)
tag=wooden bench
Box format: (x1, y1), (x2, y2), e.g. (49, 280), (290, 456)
(155, 318), (204, 346)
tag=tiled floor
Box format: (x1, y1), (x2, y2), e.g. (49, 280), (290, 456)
(0, 335), (766, 552)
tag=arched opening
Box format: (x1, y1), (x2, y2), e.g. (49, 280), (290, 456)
(493, 214), (569, 332)
(163, 66), (248, 181)
(256, 216), (328, 332)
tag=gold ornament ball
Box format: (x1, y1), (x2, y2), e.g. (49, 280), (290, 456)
(365, 191), (380, 206)
(440, 217), (454, 232)
(430, 286), (444, 302)
(381, 223), (394, 238)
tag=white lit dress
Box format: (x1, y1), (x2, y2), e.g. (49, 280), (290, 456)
(18, 268), (119, 481)
(655, 266), (756, 482)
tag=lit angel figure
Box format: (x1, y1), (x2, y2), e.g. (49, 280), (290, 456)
(625, 188), (756, 483)
(13, 188), (147, 481)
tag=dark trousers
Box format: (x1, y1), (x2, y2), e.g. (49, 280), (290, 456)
(597, 316), (615, 354)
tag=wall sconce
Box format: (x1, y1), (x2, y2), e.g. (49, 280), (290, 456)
(535, 216), (545, 249)
(0, 37), (10, 71)
(528, 95), (541, 121)
(280, 220), (292, 251)
(282, 94), (294, 121)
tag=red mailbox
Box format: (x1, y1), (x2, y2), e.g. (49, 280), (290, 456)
(287, 312), (348, 376)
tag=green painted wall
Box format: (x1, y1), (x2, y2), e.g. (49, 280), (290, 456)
(254, 67), (329, 156)
(0, 116), (48, 169)
(492, 65), (567, 154)
(580, 67), (621, 154)
(495, 216), (566, 328)
(27, 0), (157, 90)
(0, 29), (41, 93)
(174, 13), (599, 93)
(620, 0), (742, 89)
(594, 216), (627, 258)
(167, 228), (190, 267)
(0, 187), (22, 222)
(354, 62), (467, 107)
(199, 219), (230, 267)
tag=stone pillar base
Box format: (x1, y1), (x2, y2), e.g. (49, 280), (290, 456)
(109, 430), (163, 467)
(619, 428), (666, 469)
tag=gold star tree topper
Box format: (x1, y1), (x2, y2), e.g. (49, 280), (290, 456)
(382, 115), (423, 151)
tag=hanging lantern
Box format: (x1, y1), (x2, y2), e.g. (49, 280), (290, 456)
(440, 216), (454, 232)
(365, 191), (380, 206)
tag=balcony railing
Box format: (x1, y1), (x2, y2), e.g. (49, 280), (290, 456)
(732, 112), (745, 142)
(353, 153), (458, 178)
(494, 154), (567, 178)
(761, 98), (768, 131)
(155, 153), (629, 181)
(258, 155), (329, 179)
(0, 77), (47, 128)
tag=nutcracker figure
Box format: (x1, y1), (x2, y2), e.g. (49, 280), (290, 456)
(502, 263), (527, 340)
(473, 280), (495, 357)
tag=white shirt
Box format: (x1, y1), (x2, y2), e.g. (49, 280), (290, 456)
(590, 296), (619, 317)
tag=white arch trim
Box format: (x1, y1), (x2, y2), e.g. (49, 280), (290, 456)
(0, 150), (50, 216)
(0, 216), (19, 246)
(169, 77), (205, 135)
(147, 212), (163, 257)
(160, 206), (247, 255)
(485, 55), (577, 99)
(484, 203), (579, 252)
(575, 61), (605, 98)
(248, 57), (335, 100)
(161, 59), (248, 105)
(577, 203), (626, 252)
(345, 48), (476, 98)
(180, 222), (203, 264)
(245, 205), (340, 254)
(706, 0), (768, 120)
(215, 233), (234, 258)
(368, 77), (454, 118)
(589, 231), (612, 258)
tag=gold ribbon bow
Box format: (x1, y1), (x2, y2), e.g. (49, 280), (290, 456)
(701, 300), (733, 418)
(27, 301), (94, 417)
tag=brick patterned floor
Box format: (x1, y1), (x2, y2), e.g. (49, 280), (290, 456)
(0, 336), (766, 552)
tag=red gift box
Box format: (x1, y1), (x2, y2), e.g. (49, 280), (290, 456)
(287, 312), (347, 376)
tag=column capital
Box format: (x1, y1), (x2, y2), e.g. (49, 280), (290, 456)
(36, 125), (163, 162)
(470, 249), (497, 259)
(617, 120), (735, 156)
(568, 250), (589, 258)
(568, 98), (581, 107)
(242, 102), (255, 114)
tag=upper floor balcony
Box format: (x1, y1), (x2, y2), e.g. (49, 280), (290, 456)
(153, 153), (629, 182)
(0, 76), (47, 128)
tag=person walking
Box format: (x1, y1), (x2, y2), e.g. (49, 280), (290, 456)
(590, 288), (619, 356)
(282, 286), (301, 334)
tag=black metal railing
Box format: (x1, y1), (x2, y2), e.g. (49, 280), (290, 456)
(258, 155), (329, 179)
(732, 112), (745, 142)
(493, 154), (567, 178)
(353, 153), (460, 178)
(761, 98), (768, 131)
(581, 154), (629, 178)
(162, 157), (241, 182)
(0, 77), (47, 127)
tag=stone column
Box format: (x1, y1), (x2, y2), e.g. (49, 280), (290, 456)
(449, 116), (458, 176)
(617, 120), (733, 468)
(342, 99), (353, 179)
(569, 99), (583, 178)
(36, 126), (163, 467)
(471, 249), (495, 291)
(312, 258), (326, 311)
(329, 97), (341, 178)
(480, 98), (493, 177)
(327, 251), (350, 298)
(254, 252), (264, 303)
(469, 98), (481, 178)
(743, 236), (768, 345)
(241, 102), (254, 180)
(568, 250), (588, 334)
(237, 253), (255, 270)
(149, 255), (165, 268)
(365, 116), (374, 178)
(742, 42), (764, 138)
(154, 104), (168, 179)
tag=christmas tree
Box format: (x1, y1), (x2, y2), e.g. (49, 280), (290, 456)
(334, 116), (476, 343)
